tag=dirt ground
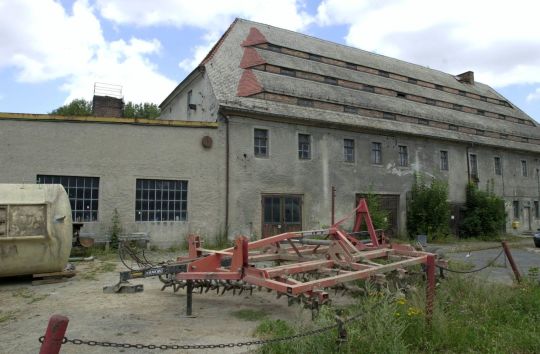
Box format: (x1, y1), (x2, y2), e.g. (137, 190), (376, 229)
(0, 254), (318, 354)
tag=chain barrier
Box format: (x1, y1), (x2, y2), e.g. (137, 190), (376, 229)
(39, 312), (362, 350)
(436, 247), (505, 274)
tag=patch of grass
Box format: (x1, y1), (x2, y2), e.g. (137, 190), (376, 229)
(0, 310), (18, 323)
(254, 277), (540, 353)
(11, 288), (48, 304)
(81, 261), (117, 280)
(231, 309), (268, 321)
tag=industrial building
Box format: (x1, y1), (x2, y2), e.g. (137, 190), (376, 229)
(1, 19), (539, 247)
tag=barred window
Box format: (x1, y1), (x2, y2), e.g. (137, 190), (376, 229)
(37, 175), (99, 222)
(494, 157), (502, 176)
(135, 179), (187, 222)
(254, 129), (268, 157)
(371, 142), (382, 164)
(298, 134), (311, 160)
(344, 139), (355, 162)
(398, 145), (408, 167)
(440, 151), (449, 171)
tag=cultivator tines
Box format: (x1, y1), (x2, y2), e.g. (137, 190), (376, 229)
(106, 199), (437, 318)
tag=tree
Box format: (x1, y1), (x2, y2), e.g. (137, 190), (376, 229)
(460, 181), (506, 239)
(407, 173), (450, 240)
(50, 98), (92, 116)
(50, 98), (161, 119)
(123, 102), (160, 119)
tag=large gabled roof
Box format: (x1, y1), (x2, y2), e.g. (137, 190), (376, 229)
(199, 18), (540, 152)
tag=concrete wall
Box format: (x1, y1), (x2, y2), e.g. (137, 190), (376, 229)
(0, 119), (226, 248)
(226, 116), (540, 237)
(159, 73), (218, 122)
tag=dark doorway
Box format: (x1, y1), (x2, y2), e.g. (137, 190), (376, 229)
(356, 194), (399, 236)
(262, 194), (302, 237)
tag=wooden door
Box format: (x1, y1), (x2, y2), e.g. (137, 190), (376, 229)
(356, 194), (399, 236)
(262, 195), (302, 237)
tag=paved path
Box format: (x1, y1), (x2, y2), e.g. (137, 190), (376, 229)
(426, 239), (540, 285)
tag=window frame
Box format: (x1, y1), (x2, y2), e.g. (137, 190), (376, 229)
(371, 142), (382, 165)
(37, 174), (100, 223)
(469, 153), (478, 179)
(398, 145), (408, 167)
(521, 160), (528, 177)
(298, 133), (312, 160)
(343, 138), (355, 163)
(513, 200), (520, 219)
(494, 156), (502, 176)
(440, 150), (449, 171)
(254, 128), (269, 158)
(135, 178), (188, 222)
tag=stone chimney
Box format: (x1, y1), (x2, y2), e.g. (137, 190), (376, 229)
(456, 71), (474, 84)
(92, 83), (124, 117)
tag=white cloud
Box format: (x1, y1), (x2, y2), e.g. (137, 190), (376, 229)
(0, 0), (176, 105)
(96, 0), (314, 72)
(526, 88), (540, 102)
(315, 0), (540, 88)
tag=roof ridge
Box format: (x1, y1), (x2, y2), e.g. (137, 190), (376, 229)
(234, 18), (486, 89)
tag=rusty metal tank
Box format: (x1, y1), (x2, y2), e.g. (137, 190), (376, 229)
(0, 184), (72, 277)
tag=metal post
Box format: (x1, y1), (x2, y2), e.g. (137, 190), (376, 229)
(186, 280), (193, 316)
(425, 254), (436, 324)
(331, 186), (336, 225)
(39, 314), (69, 354)
(501, 241), (522, 283)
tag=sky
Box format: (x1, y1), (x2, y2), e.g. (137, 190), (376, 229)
(0, 0), (539, 122)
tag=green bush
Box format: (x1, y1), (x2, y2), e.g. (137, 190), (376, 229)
(109, 208), (122, 249)
(407, 173), (450, 240)
(362, 192), (389, 231)
(460, 181), (506, 239)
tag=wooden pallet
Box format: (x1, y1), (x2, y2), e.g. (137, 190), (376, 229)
(32, 270), (77, 286)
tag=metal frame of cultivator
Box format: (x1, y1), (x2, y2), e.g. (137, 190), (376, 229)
(105, 199), (436, 318)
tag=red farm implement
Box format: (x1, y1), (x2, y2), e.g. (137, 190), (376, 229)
(105, 199), (437, 318)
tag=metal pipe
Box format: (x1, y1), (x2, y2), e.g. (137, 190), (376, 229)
(224, 114), (230, 235)
(39, 315), (69, 354)
(501, 241), (521, 283)
(331, 185), (336, 225)
(186, 280), (193, 316)
(425, 254), (436, 325)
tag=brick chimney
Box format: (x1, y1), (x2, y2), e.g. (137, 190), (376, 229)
(92, 95), (124, 117)
(456, 71), (474, 84)
(92, 83), (124, 117)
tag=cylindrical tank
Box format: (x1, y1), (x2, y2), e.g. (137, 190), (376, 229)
(0, 184), (72, 277)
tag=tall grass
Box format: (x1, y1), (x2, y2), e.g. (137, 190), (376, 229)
(254, 277), (540, 353)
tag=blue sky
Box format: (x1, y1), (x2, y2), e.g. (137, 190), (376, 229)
(0, 0), (538, 122)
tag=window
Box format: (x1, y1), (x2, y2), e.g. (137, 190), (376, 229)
(254, 129), (268, 157)
(324, 76), (338, 85)
(398, 145), (408, 167)
(363, 85), (375, 93)
(281, 68), (296, 77)
(135, 179), (187, 222)
(513, 201), (519, 218)
(371, 142), (382, 164)
(440, 151), (449, 171)
(407, 78), (417, 84)
(298, 134), (311, 160)
(187, 90), (196, 111)
(535, 201), (539, 219)
(469, 154), (478, 180)
(521, 160), (528, 177)
(344, 139), (355, 162)
(37, 175), (99, 222)
(344, 106), (358, 114)
(494, 157), (502, 176)
(297, 98), (313, 107)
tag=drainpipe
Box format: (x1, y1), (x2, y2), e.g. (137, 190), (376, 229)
(223, 114), (230, 235)
(466, 145), (471, 184)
